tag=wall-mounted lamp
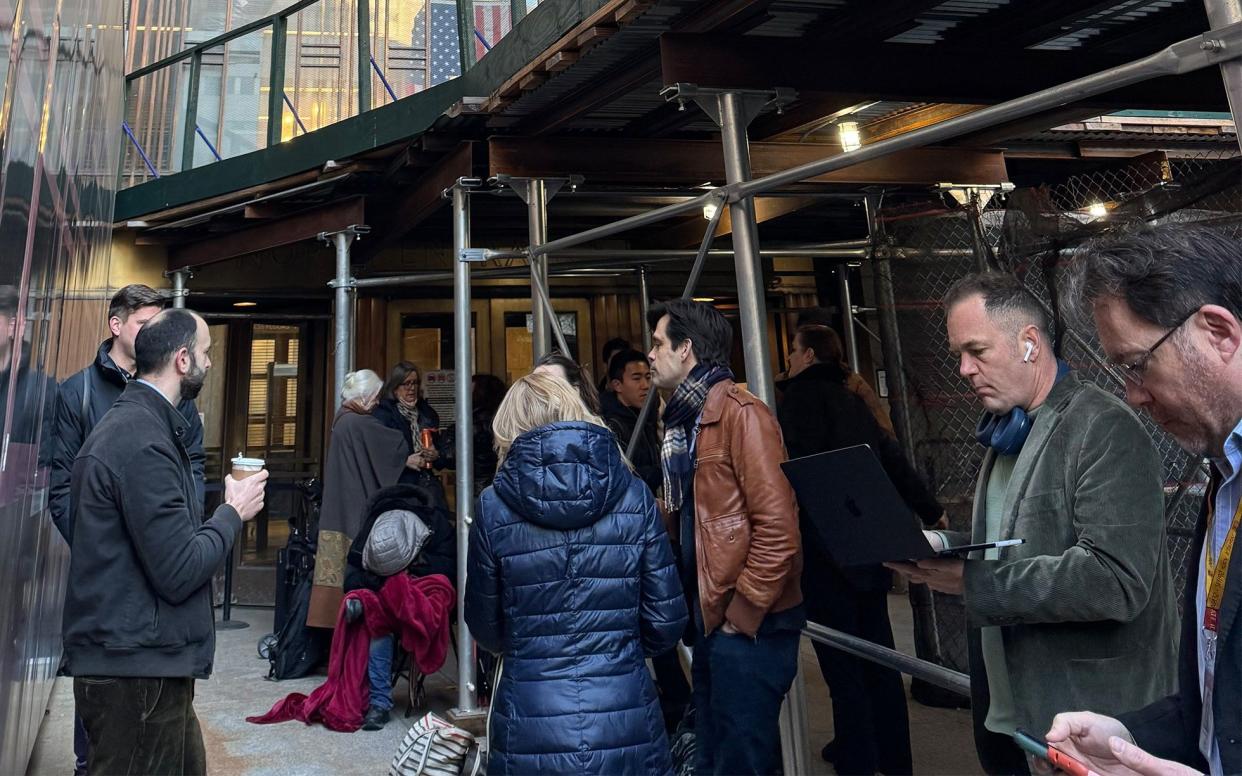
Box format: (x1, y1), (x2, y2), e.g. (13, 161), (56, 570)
(838, 121), (862, 152)
(1087, 202), (1108, 218)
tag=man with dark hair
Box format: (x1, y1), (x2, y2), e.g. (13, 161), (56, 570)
(62, 308), (267, 776)
(778, 324), (945, 775)
(647, 298), (804, 774)
(1048, 225), (1242, 776)
(51, 283), (206, 543)
(602, 348), (661, 493)
(598, 336), (631, 392)
(887, 272), (1178, 774)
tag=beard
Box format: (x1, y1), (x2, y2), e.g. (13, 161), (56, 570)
(180, 354), (207, 401)
(1167, 345), (1233, 457)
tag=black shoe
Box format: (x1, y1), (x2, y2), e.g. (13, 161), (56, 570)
(362, 706), (390, 731)
(345, 598), (363, 624)
(821, 740), (837, 764)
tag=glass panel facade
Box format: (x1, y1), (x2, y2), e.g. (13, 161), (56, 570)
(0, 0), (125, 771)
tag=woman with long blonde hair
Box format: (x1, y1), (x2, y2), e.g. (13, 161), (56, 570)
(466, 372), (687, 775)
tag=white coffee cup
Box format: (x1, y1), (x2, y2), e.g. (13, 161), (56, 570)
(231, 453), (266, 480)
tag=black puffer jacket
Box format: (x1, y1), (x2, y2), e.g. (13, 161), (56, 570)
(51, 340), (205, 542)
(62, 382), (239, 679)
(344, 483), (456, 593)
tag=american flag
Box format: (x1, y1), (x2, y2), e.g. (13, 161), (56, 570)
(414, 0), (514, 86)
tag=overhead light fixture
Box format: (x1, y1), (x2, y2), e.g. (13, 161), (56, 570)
(1087, 202), (1108, 218)
(702, 202), (719, 221)
(692, 297), (716, 303)
(233, 301), (257, 308)
(838, 121), (862, 152)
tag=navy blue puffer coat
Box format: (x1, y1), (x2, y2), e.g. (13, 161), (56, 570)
(466, 421), (688, 775)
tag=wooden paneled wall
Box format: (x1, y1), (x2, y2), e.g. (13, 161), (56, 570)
(355, 297), (388, 377)
(590, 294), (645, 380)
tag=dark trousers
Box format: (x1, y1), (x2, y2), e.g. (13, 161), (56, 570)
(692, 625), (800, 775)
(73, 712), (89, 775)
(74, 677), (206, 776)
(808, 586), (913, 775)
(651, 646), (691, 731)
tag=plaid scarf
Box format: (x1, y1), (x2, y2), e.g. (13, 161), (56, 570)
(660, 364), (733, 513)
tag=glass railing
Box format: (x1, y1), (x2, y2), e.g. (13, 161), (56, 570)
(119, 0), (535, 188)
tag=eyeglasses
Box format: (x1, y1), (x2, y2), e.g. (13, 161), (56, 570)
(399, 378), (420, 390)
(1115, 309), (1195, 387)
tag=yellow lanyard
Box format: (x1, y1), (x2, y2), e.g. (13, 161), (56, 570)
(1205, 489), (1242, 632)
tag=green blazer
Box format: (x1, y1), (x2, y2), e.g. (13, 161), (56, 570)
(945, 373), (1179, 741)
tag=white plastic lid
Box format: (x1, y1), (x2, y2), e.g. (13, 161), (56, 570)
(232, 454), (265, 468)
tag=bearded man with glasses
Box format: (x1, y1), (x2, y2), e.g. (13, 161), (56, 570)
(1048, 226), (1242, 776)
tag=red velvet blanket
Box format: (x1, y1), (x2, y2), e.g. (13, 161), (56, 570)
(247, 573), (455, 732)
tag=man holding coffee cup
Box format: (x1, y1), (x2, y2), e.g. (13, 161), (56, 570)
(61, 309), (268, 776)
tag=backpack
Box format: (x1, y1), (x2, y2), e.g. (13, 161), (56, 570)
(263, 574), (326, 680)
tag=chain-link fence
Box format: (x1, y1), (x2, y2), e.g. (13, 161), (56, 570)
(876, 150), (1242, 692)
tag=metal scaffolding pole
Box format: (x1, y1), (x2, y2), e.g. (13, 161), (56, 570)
(329, 231), (356, 410)
(1204, 0), (1242, 153)
(451, 183), (480, 716)
(718, 91), (776, 406)
(638, 265), (652, 353)
(527, 179), (551, 361)
(717, 89), (811, 776)
(837, 264), (860, 373)
(168, 269), (190, 309)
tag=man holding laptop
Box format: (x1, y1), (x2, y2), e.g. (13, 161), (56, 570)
(887, 273), (1178, 774)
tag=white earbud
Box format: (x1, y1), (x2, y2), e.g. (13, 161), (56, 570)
(1022, 341), (1035, 363)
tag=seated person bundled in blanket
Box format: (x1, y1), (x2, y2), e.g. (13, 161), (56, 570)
(344, 483), (457, 731)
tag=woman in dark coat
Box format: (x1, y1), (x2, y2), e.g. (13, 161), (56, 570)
(371, 361), (449, 510)
(466, 372), (687, 775)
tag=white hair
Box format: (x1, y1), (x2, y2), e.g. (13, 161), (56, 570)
(341, 369), (383, 404)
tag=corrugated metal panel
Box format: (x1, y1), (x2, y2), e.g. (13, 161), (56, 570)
(743, 0), (849, 38)
(1028, 0), (1184, 50)
(886, 0), (1011, 45)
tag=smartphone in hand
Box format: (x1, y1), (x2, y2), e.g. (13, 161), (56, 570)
(1012, 729), (1091, 776)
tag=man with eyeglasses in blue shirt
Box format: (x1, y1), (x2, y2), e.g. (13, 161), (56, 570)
(1048, 225), (1242, 776)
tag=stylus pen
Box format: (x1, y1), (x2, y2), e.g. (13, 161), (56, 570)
(994, 539), (1024, 548)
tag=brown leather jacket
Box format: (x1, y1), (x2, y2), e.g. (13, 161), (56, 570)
(691, 380), (803, 637)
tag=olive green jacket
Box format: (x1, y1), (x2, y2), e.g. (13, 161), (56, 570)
(944, 373), (1179, 739)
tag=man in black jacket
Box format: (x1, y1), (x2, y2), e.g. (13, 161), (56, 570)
(777, 324), (946, 776)
(601, 349), (662, 494)
(51, 284), (206, 543)
(62, 309), (267, 776)
(1047, 226), (1242, 776)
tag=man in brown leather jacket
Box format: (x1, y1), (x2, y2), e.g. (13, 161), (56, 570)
(647, 298), (805, 775)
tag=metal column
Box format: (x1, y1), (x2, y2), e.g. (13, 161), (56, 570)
(716, 89), (811, 776)
(527, 179), (551, 361)
(638, 265), (652, 353)
(837, 265), (860, 373)
(717, 91), (777, 407)
(451, 184), (480, 715)
(168, 270), (190, 309)
(328, 231), (357, 410)
(1204, 0), (1242, 152)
